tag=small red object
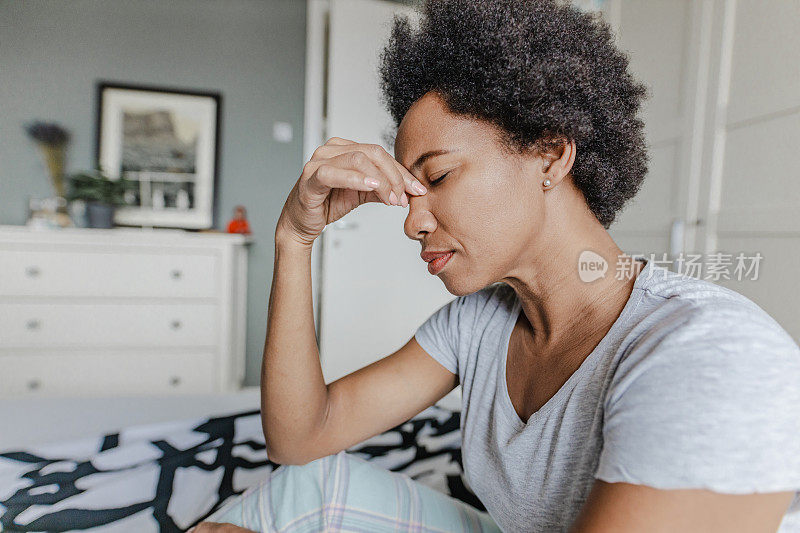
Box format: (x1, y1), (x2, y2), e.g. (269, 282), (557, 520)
(226, 205), (251, 235)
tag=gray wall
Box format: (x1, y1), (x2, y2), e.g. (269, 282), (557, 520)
(0, 0), (307, 385)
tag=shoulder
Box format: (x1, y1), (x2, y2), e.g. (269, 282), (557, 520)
(609, 268), (800, 407)
(598, 271), (800, 492)
(638, 262), (767, 308)
(626, 265), (797, 356)
(415, 282), (516, 375)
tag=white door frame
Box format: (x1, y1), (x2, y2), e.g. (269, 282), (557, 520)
(303, 0), (330, 340)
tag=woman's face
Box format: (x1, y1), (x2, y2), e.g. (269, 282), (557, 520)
(394, 91), (548, 296)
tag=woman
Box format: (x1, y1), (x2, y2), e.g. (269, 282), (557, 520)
(192, 0), (800, 531)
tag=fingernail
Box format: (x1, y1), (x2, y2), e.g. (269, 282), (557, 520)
(411, 182), (427, 194)
(400, 192), (408, 207)
(389, 191), (398, 205)
(364, 177), (380, 188)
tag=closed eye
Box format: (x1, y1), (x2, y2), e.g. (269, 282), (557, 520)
(429, 171), (450, 186)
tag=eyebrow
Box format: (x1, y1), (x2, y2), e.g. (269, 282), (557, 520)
(410, 149), (455, 171)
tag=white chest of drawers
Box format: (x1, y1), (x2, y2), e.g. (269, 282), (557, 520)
(0, 225), (250, 397)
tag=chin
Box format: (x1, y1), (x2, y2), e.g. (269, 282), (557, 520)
(439, 272), (487, 297)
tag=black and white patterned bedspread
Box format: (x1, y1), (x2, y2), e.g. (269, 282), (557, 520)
(0, 405), (483, 532)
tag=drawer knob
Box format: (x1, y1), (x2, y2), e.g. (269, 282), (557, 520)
(25, 266), (41, 278)
(169, 376), (182, 387)
(27, 379), (41, 390)
(170, 320), (182, 330)
(170, 269), (183, 280)
(26, 319), (42, 330)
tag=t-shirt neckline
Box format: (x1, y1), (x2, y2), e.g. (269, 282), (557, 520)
(498, 258), (652, 431)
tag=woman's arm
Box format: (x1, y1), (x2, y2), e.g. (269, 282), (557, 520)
(262, 227), (458, 465)
(569, 480), (795, 533)
(261, 137), (442, 465)
(260, 232), (327, 464)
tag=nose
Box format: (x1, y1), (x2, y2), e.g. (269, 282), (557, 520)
(403, 196), (437, 242)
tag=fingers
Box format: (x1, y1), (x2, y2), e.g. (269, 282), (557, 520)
(305, 161), (381, 206)
(349, 149), (405, 206)
(314, 140), (428, 207)
(360, 189), (385, 205)
(363, 143), (428, 207)
(308, 151), (395, 207)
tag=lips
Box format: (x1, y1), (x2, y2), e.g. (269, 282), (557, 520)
(424, 251), (454, 275)
(420, 250), (455, 263)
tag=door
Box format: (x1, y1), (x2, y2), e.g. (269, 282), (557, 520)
(608, 0), (800, 341)
(694, 0), (800, 341)
(606, 0), (707, 263)
(309, 0), (461, 408)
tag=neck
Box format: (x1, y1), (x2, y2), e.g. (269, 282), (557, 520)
(501, 210), (644, 353)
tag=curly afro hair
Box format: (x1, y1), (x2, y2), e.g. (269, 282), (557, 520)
(378, 0), (650, 229)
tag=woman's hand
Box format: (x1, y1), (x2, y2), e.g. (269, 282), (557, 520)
(276, 136), (428, 247)
(187, 522), (257, 532)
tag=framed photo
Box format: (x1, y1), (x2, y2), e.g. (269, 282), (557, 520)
(95, 81), (222, 229)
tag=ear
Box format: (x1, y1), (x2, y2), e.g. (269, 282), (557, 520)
(540, 138), (576, 188)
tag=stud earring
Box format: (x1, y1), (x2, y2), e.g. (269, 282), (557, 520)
(542, 178), (551, 188)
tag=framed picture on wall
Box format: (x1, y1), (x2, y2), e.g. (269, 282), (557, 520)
(95, 81), (222, 229)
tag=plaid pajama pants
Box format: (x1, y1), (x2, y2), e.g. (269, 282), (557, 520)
(202, 449), (502, 532)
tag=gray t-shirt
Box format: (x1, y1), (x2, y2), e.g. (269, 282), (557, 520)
(414, 258), (800, 532)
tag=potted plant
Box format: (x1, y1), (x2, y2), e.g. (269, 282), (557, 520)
(65, 168), (131, 228)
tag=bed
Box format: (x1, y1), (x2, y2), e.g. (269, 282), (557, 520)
(0, 389), (480, 532)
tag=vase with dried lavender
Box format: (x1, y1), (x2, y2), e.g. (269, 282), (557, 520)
(25, 121), (71, 201)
